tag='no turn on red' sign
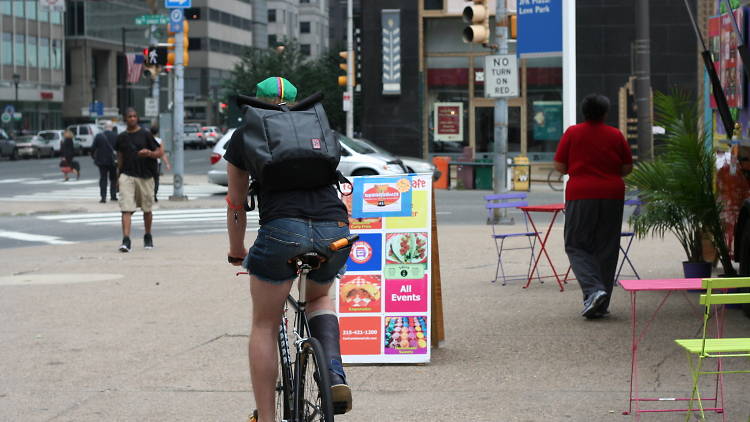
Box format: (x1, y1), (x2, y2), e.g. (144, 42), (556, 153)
(485, 54), (519, 98)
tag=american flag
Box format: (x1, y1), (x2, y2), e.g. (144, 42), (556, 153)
(126, 53), (144, 84)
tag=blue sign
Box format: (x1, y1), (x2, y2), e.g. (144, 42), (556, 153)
(165, 0), (190, 8)
(3, 104), (15, 115)
(517, 0), (563, 56)
(88, 101), (104, 116)
(169, 8), (183, 33)
(346, 233), (383, 272)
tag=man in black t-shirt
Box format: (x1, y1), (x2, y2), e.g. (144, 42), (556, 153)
(115, 107), (162, 252)
(225, 77), (352, 422)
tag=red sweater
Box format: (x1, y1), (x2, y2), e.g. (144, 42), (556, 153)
(553, 121), (633, 201)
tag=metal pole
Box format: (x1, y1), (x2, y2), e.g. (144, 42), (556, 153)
(346, 0), (354, 138)
(634, 0), (653, 161)
(170, 23), (186, 200)
(149, 25), (160, 117)
(492, 0), (511, 224)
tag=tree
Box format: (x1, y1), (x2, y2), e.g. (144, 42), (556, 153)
(223, 41), (346, 131)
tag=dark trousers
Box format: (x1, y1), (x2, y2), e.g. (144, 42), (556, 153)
(564, 199), (624, 310)
(154, 163), (161, 198)
(98, 164), (117, 200)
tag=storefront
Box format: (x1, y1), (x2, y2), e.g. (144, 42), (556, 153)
(420, 1), (564, 164)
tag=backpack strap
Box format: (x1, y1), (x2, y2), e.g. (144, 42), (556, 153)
(244, 180), (259, 212)
(336, 171), (353, 196)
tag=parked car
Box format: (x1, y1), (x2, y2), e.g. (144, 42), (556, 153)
(184, 123), (205, 149)
(348, 136), (440, 180)
(38, 130), (82, 156)
(66, 123), (102, 152)
(15, 135), (55, 159)
(0, 128), (16, 160)
(208, 129), (407, 187)
(201, 126), (222, 146)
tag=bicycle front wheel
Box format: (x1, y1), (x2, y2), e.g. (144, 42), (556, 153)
(547, 169), (564, 191)
(294, 337), (334, 422)
(276, 322), (294, 421)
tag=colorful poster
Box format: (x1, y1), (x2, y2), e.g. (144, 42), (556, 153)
(337, 173), (433, 364)
(709, 15), (721, 109)
(340, 316), (382, 356)
(384, 316), (429, 355)
(433, 102), (464, 142)
(351, 176), (413, 218)
(720, 9), (744, 108)
(339, 275), (382, 313)
(346, 233), (382, 272)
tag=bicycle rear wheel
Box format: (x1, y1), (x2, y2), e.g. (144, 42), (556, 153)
(294, 337), (334, 422)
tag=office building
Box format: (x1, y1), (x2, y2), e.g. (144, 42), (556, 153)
(268, 0), (329, 57)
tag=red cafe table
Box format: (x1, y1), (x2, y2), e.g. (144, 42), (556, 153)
(517, 203), (572, 291)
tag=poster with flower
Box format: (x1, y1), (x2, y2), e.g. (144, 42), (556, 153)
(337, 173), (432, 364)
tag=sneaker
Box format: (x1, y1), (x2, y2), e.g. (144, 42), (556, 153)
(119, 236), (131, 253)
(581, 290), (607, 318)
(144, 233), (154, 249)
(329, 359), (352, 414)
(99, 198), (106, 203)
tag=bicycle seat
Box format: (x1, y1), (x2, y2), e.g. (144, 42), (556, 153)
(289, 251), (327, 270)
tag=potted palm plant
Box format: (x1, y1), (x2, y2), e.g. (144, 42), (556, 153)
(626, 90), (736, 278)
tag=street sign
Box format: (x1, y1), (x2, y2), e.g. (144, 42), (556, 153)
(169, 8), (184, 33)
(1, 113), (10, 123)
(145, 98), (158, 117)
(88, 101), (103, 117)
(135, 14), (169, 25)
(485, 54), (519, 98)
(3, 105), (15, 115)
(12, 112), (22, 121)
(165, 0), (191, 8)
(342, 92), (352, 112)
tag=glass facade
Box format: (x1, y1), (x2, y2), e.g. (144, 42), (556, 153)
(14, 34), (25, 65)
(27, 35), (36, 67)
(2, 33), (11, 65)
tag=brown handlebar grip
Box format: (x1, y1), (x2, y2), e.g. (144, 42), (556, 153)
(329, 234), (360, 251)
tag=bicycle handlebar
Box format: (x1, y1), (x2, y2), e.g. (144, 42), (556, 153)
(329, 234), (359, 251)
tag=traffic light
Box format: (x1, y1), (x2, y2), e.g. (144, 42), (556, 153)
(462, 0), (490, 44)
(510, 14), (517, 39)
(218, 102), (228, 114)
(166, 20), (189, 67)
(338, 51), (356, 87)
(143, 46), (166, 80)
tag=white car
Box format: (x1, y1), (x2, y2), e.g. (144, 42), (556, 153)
(208, 129), (407, 187)
(201, 126), (222, 146)
(38, 130), (82, 156)
(184, 123), (205, 149)
(66, 123), (102, 152)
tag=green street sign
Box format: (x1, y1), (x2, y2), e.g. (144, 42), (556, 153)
(135, 15), (169, 25)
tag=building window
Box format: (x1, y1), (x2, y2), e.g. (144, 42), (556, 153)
(300, 21), (310, 34)
(15, 34), (25, 65)
(52, 39), (61, 69)
(25, 0), (36, 20)
(424, 0), (444, 9)
(38, 6), (48, 21)
(268, 9), (276, 22)
(268, 34), (277, 47)
(39, 37), (49, 68)
(2, 33), (12, 65)
(1, 1), (10, 15)
(188, 37), (202, 51)
(13, 0), (24, 17)
(300, 0), (310, 3)
(27, 35), (37, 67)
(51, 10), (60, 24)
(300, 44), (311, 56)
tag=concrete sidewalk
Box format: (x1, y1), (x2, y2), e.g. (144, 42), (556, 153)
(1, 223), (750, 421)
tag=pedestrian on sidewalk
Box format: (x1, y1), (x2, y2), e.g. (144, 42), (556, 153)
(91, 121), (118, 203)
(225, 77), (352, 422)
(149, 125), (171, 203)
(115, 107), (162, 252)
(59, 130), (80, 181)
(553, 94), (633, 319)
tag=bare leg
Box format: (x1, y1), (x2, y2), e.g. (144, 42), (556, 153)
(305, 280), (335, 313)
(121, 212), (132, 237)
(144, 211), (153, 234)
(249, 276), (293, 422)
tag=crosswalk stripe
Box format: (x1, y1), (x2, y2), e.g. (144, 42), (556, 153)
(0, 230), (76, 245)
(36, 208), (259, 227)
(0, 183), (226, 202)
(39, 208), (230, 219)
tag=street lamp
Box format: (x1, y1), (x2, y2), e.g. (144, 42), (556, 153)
(12, 73), (19, 103)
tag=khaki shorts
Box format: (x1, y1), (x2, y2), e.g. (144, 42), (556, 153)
(118, 174), (155, 213)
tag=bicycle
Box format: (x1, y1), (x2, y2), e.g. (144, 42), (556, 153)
(245, 233), (359, 422)
(547, 168), (564, 191)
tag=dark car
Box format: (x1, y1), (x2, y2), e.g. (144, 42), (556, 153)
(0, 128), (17, 160)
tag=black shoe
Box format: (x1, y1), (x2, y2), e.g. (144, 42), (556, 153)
(329, 359), (352, 414)
(99, 198), (106, 203)
(585, 309), (610, 320)
(111, 196), (117, 201)
(154, 196), (159, 202)
(119, 236), (131, 253)
(144, 233), (154, 249)
(581, 290), (607, 318)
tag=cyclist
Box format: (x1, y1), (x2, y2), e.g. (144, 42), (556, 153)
(225, 76), (353, 422)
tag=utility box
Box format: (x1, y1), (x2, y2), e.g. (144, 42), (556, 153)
(474, 158), (493, 190)
(511, 155), (530, 191)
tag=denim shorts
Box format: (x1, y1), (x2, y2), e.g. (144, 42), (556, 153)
(243, 218), (350, 284)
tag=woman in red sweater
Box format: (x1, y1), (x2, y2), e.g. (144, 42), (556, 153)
(553, 94), (633, 319)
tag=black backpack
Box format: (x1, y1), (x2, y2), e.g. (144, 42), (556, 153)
(235, 92), (349, 210)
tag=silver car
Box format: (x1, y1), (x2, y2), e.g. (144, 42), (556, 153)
(348, 136), (440, 180)
(208, 129), (407, 187)
(184, 123), (205, 149)
(15, 135), (55, 159)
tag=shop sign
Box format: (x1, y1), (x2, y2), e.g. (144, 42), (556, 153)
(485, 54), (519, 98)
(40, 92), (53, 100)
(433, 102), (463, 142)
(532, 100), (563, 140)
